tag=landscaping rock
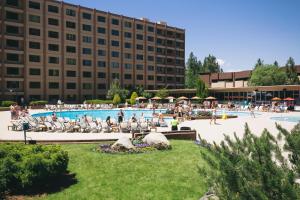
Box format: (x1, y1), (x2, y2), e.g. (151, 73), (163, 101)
(112, 136), (134, 149)
(199, 194), (219, 200)
(143, 133), (170, 146)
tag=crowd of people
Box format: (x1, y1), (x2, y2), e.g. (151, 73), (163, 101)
(10, 104), (29, 120)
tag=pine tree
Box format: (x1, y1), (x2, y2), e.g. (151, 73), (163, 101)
(185, 52), (202, 88)
(254, 58), (264, 69)
(285, 57), (299, 85)
(202, 54), (222, 73)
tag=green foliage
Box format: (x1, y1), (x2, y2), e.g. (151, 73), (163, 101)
(202, 54), (222, 73)
(200, 123), (300, 200)
(106, 79), (129, 100)
(196, 79), (208, 98)
(185, 52), (202, 88)
(29, 100), (48, 106)
(112, 94), (121, 105)
(85, 99), (113, 104)
(254, 58), (264, 69)
(141, 91), (152, 99)
(285, 57), (299, 84)
(0, 144), (69, 197)
(1, 101), (16, 107)
(248, 64), (287, 86)
(155, 88), (169, 99)
(130, 92), (138, 105)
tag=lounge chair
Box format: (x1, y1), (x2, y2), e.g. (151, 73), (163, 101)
(130, 122), (139, 133)
(120, 122), (130, 133)
(140, 122), (149, 133)
(53, 121), (65, 132)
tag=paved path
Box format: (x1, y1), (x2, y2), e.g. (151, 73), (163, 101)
(0, 109), (299, 144)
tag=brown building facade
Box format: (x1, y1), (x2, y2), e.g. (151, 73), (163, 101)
(0, 0), (185, 103)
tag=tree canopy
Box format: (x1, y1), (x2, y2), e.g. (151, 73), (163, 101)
(285, 57), (299, 85)
(202, 54), (222, 73)
(155, 88), (169, 99)
(106, 79), (129, 100)
(195, 79), (208, 99)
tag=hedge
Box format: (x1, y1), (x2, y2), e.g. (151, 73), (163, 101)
(85, 99), (113, 104)
(0, 144), (69, 197)
(29, 100), (48, 106)
(1, 101), (16, 107)
(0, 107), (10, 111)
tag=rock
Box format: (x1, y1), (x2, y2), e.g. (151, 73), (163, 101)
(143, 133), (170, 146)
(199, 194), (219, 200)
(112, 136), (134, 149)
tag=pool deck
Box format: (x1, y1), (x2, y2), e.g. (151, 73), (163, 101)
(0, 109), (299, 144)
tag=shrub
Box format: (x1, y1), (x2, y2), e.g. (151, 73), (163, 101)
(1, 101), (16, 107)
(29, 100), (48, 106)
(130, 92), (138, 105)
(85, 99), (113, 104)
(0, 144), (69, 196)
(113, 94), (121, 105)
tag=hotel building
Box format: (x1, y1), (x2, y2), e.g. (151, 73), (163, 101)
(0, 0), (185, 103)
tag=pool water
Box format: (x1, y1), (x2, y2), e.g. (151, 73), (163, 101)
(32, 109), (169, 122)
(270, 116), (300, 123)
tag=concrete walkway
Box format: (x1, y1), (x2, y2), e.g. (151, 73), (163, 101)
(0, 109), (299, 144)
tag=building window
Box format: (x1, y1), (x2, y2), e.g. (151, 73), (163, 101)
(124, 53), (132, 59)
(6, 11), (19, 21)
(66, 46), (76, 53)
(111, 62), (119, 68)
(147, 36), (154, 42)
(66, 58), (76, 65)
(29, 55), (40, 62)
(148, 75), (154, 80)
(98, 84), (106, 90)
(136, 44), (143, 50)
(98, 38), (106, 45)
(111, 29), (119, 36)
(97, 72), (106, 78)
(148, 56), (154, 61)
(66, 71), (76, 77)
(49, 69), (59, 76)
(136, 24), (143, 30)
(124, 63), (132, 69)
(124, 21), (132, 28)
(136, 34), (143, 40)
(6, 0), (19, 7)
(29, 28), (40, 36)
(124, 74), (132, 80)
(48, 31), (59, 38)
(98, 50), (106, 56)
(48, 44), (59, 51)
(29, 82), (41, 89)
(7, 53), (19, 61)
(82, 60), (92, 66)
(82, 12), (91, 20)
(98, 61), (106, 67)
(111, 51), (119, 58)
(97, 27), (106, 34)
(29, 15), (40, 23)
(66, 33), (76, 41)
(66, 21), (76, 29)
(148, 26), (154, 32)
(148, 65), (154, 71)
(6, 81), (19, 89)
(6, 67), (19, 75)
(111, 18), (119, 25)
(66, 9), (76, 16)
(83, 36), (92, 43)
(111, 40), (119, 47)
(48, 18), (59, 26)
(82, 24), (91, 31)
(48, 5), (59, 13)
(6, 39), (19, 48)
(67, 83), (76, 89)
(137, 74), (143, 80)
(97, 16), (106, 23)
(82, 48), (92, 55)
(124, 42), (131, 49)
(29, 68), (41, 75)
(112, 73), (119, 79)
(29, 1), (40, 9)
(6, 25), (19, 34)
(48, 57), (59, 64)
(49, 82), (59, 89)
(82, 83), (92, 89)
(136, 64), (143, 70)
(136, 54), (144, 60)
(124, 32), (132, 38)
(83, 71), (92, 78)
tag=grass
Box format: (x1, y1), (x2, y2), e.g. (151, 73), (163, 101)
(33, 140), (210, 200)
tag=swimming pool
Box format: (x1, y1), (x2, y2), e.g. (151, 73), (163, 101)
(193, 110), (259, 117)
(32, 109), (168, 121)
(270, 116), (300, 123)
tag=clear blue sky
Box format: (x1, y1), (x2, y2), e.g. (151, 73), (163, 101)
(66, 0), (300, 71)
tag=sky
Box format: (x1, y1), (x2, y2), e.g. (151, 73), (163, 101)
(66, 0), (300, 72)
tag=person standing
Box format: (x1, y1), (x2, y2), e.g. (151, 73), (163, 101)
(210, 106), (217, 125)
(171, 115), (179, 131)
(118, 109), (124, 123)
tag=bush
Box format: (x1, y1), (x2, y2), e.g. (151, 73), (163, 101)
(29, 100), (48, 106)
(0, 107), (10, 111)
(112, 94), (121, 105)
(1, 101), (16, 107)
(85, 99), (113, 104)
(130, 92), (138, 105)
(0, 144), (69, 197)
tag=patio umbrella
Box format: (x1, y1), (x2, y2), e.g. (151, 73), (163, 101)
(136, 96), (147, 100)
(177, 96), (189, 100)
(271, 97), (281, 101)
(205, 96), (217, 100)
(191, 96), (201, 100)
(284, 97), (295, 101)
(151, 96), (161, 100)
(165, 96), (175, 100)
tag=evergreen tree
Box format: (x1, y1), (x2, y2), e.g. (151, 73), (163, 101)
(195, 79), (208, 98)
(185, 52), (202, 88)
(106, 79), (129, 100)
(202, 54), (222, 73)
(285, 57), (299, 84)
(274, 60), (279, 67)
(254, 58), (264, 69)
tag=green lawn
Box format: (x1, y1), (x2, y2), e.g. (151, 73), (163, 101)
(34, 140), (210, 200)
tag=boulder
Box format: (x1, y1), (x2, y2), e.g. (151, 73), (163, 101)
(112, 136), (134, 149)
(143, 133), (170, 146)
